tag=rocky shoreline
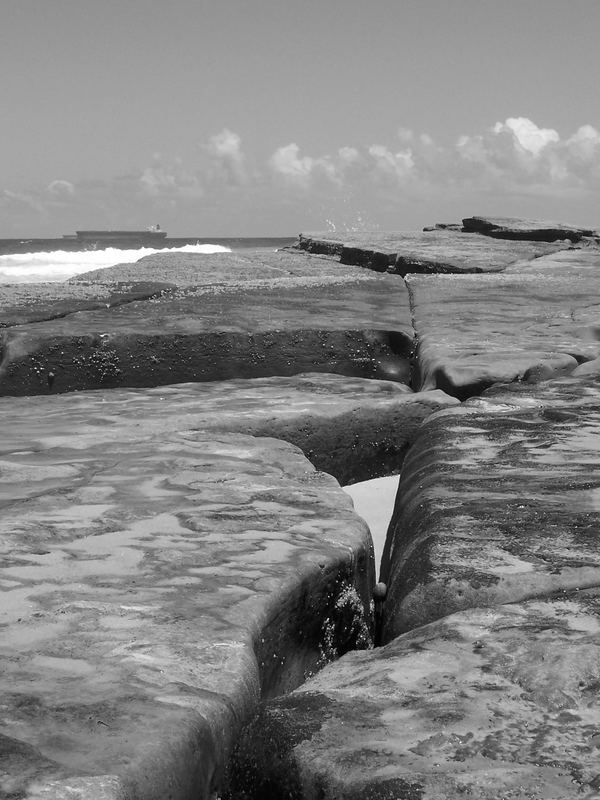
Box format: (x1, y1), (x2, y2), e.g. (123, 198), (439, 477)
(2, 216), (600, 799)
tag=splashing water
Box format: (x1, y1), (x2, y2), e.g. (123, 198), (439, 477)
(0, 243), (232, 284)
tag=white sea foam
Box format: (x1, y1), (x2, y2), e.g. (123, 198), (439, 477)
(0, 243), (231, 284)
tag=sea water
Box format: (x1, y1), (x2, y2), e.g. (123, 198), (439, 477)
(0, 238), (294, 284)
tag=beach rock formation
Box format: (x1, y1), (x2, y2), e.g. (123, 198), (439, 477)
(295, 230), (564, 275)
(229, 594), (600, 800)
(407, 270), (600, 397)
(461, 214), (597, 241)
(0, 373), (457, 486)
(381, 374), (600, 639)
(0, 251), (412, 396)
(0, 430), (373, 799)
(4, 216), (600, 799)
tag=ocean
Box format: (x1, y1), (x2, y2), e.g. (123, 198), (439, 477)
(0, 237), (295, 284)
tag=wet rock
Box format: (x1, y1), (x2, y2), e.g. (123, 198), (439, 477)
(0, 732), (68, 796)
(0, 251), (413, 396)
(503, 246), (600, 276)
(0, 281), (173, 327)
(0, 366), (458, 796)
(0, 431), (374, 799)
(228, 594), (600, 799)
(407, 272), (600, 397)
(0, 373), (458, 485)
(381, 376), (600, 639)
(295, 230), (565, 276)
(462, 215), (597, 242)
(24, 775), (131, 799)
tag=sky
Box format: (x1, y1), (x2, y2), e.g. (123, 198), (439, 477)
(2, 0), (600, 237)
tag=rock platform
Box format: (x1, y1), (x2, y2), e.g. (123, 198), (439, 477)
(1, 430), (373, 799)
(0, 250), (412, 396)
(4, 216), (600, 799)
(226, 218), (600, 799)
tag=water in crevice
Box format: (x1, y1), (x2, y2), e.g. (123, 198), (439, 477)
(343, 474), (399, 582)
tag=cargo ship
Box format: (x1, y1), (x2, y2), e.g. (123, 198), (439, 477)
(62, 225), (168, 247)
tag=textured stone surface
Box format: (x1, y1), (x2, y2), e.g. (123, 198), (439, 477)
(294, 230), (564, 275)
(503, 245), (600, 276)
(6, 220), (600, 800)
(0, 373), (457, 485)
(0, 370), (458, 798)
(0, 431), (374, 800)
(408, 272), (600, 397)
(229, 594), (600, 799)
(381, 376), (600, 639)
(462, 215), (597, 242)
(0, 282), (173, 327)
(0, 250), (412, 395)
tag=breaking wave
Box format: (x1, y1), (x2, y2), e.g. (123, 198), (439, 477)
(0, 243), (232, 284)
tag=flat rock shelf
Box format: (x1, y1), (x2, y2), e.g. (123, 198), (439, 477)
(4, 216), (600, 800)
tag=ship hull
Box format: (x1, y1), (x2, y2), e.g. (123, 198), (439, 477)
(73, 230), (168, 245)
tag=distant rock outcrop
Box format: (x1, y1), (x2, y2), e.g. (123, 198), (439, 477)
(462, 214), (597, 242)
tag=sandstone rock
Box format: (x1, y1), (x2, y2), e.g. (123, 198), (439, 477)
(573, 357), (600, 376)
(408, 272), (600, 398)
(0, 281), (173, 327)
(381, 376), (600, 639)
(24, 775), (131, 800)
(0, 369), (460, 797)
(295, 230), (565, 276)
(503, 246), (600, 276)
(462, 215), (597, 241)
(6, 220), (600, 800)
(469, 215), (599, 241)
(0, 431), (374, 799)
(0, 251), (413, 396)
(0, 373), (458, 485)
(229, 594), (600, 799)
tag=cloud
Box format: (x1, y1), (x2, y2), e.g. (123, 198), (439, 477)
(46, 179), (75, 196)
(367, 144), (414, 181)
(0, 188), (45, 213)
(270, 143), (314, 182)
(492, 117), (560, 156)
(2, 118), (600, 235)
(205, 128), (247, 186)
(269, 143), (338, 186)
(452, 118), (600, 192)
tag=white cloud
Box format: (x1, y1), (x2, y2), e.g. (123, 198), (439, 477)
(367, 145), (414, 180)
(269, 143), (339, 186)
(3, 118), (600, 235)
(338, 146), (360, 165)
(206, 128), (247, 185)
(493, 117), (559, 156)
(47, 179), (75, 196)
(270, 143), (314, 182)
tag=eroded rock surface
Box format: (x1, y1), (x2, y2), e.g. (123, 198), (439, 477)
(0, 373), (457, 486)
(0, 250), (412, 396)
(230, 594), (600, 799)
(5, 219), (600, 799)
(294, 230), (565, 276)
(462, 215), (597, 242)
(0, 431), (374, 800)
(381, 375), (600, 639)
(0, 367), (460, 798)
(408, 272), (600, 397)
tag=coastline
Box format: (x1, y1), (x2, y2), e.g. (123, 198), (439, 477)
(0, 236), (295, 257)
